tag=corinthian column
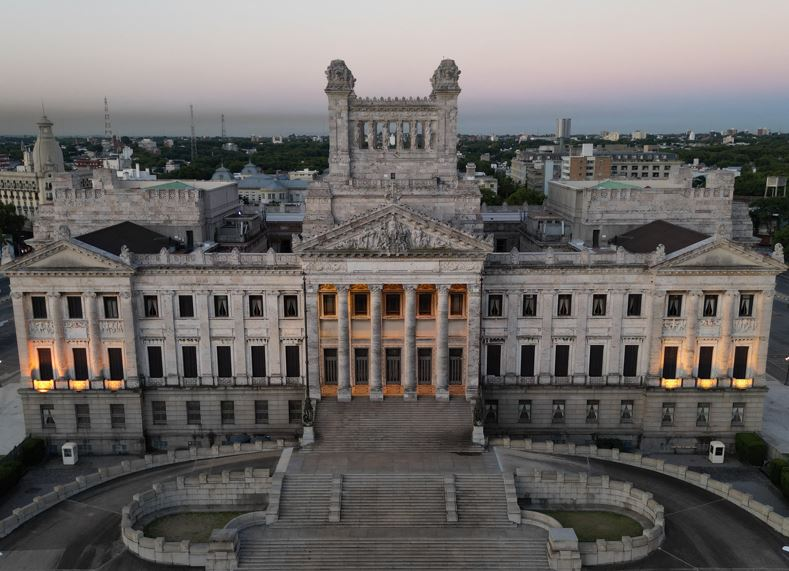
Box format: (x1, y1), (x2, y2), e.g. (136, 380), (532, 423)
(11, 292), (31, 385)
(436, 285), (450, 401)
(337, 285), (351, 401)
(716, 290), (736, 378)
(48, 293), (67, 380)
(369, 285), (383, 401)
(84, 291), (104, 380)
(305, 284), (321, 400)
(681, 290), (702, 378)
(120, 290), (139, 386)
(404, 285), (417, 400)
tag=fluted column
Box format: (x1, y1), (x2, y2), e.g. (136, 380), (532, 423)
(465, 282), (482, 399)
(404, 285), (417, 400)
(232, 291), (247, 384)
(48, 293), (67, 380)
(646, 290), (666, 383)
(608, 289), (625, 382)
(369, 285), (383, 401)
(11, 292), (31, 384)
(716, 290), (736, 378)
(305, 284), (321, 399)
(395, 121), (403, 151)
(538, 290), (555, 381)
(410, 121), (417, 150)
(197, 291), (213, 384)
(84, 291), (104, 380)
(436, 285), (450, 401)
(382, 121), (390, 151)
(119, 290), (139, 385)
(681, 290), (702, 377)
(572, 292), (588, 383)
(337, 285), (351, 401)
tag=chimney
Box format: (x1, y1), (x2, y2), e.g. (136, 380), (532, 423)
(465, 162), (476, 179)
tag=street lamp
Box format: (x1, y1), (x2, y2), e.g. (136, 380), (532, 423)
(785, 356), (789, 386)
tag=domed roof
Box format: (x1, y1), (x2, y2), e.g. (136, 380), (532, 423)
(240, 160), (259, 175)
(32, 115), (65, 175)
(211, 165), (234, 182)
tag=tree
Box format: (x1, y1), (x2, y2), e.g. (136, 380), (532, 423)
(773, 226), (789, 251)
(0, 203), (26, 245)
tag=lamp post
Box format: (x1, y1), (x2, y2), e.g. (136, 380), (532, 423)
(784, 356), (789, 386)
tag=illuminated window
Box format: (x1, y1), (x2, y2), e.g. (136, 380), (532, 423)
(322, 293), (336, 317)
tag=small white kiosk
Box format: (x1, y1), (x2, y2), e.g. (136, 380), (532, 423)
(708, 440), (725, 464)
(62, 442), (78, 465)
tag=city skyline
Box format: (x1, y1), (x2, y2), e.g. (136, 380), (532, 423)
(2, 0), (788, 135)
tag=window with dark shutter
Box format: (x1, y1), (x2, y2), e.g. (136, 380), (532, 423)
(486, 345), (501, 376)
(73, 348), (89, 380)
(554, 345), (570, 377)
(666, 295), (682, 317)
(323, 348), (338, 385)
(38, 348), (53, 380)
(520, 345), (535, 377)
(178, 295), (194, 318)
(147, 346), (163, 378)
(522, 294), (537, 317)
(182, 346), (198, 378)
(449, 348), (463, 384)
(67, 296), (83, 319)
(662, 346), (678, 378)
(355, 348), (369, 384)
(103, 296), (119, 319)
(217, 346), (232, 378)
(107, 348), (124, 380)
(285, 346), (300, 377)
(588, 345), (604, 377)
(733, 346), (749, 378)
(697, 346), (714, 378)
(251, 346), (266, 377)
(623, 345), (639, 377)
(31, 296), (48, 319)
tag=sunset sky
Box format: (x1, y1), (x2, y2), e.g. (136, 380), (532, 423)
(2, 0), (788, 136)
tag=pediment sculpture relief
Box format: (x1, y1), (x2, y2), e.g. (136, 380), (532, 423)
(329, 213), (456, 253)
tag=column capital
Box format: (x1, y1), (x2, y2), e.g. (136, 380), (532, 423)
(403, 284), (416, 293)
(47, 292), (61, 299)
(336, 284), (350, 294)
(10, 291), (23, 300)
(724, 289), (739, 297)
(120, 290), (132, 300)
(688, 289), (704, 298)
(369, 284), (383, 293)
(436, 284), (451, 294)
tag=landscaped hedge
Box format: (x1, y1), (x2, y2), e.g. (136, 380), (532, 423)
(735, 432), (767, 466)
(781, 469), (789, 500)
(0, 460), (25, 496)
(17, 438), (46, 467)
(0, 437), (47, 497)
(767, 458), (789, 486)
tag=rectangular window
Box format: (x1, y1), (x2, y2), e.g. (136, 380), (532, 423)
(518, 400), (531, 423)
(221, 400), (235, 424)
(620, 400), (634, 423)
(254, 400), (269, 424)
(251, 345), (267, 377)
(214, 295), (229, 317)
(623, 345), (639, 377)
(216, 346), (232, 378)
(661, 403), (675, 426)
(147, 346), (164, 379)
(285, 345), (300, 377)
(288, 400), (301, 423)
(588, 345), (604, 377)
(249, 295), (264, 317)
(75, 404), (90, 429)
(738, 294), (754, 317)
(103, 296), (119, 319)
(186, 401), (201, 425)
(417, 347), (433, 384)
(592, 294), (607, 316)
(697, 346), (714, 378)
(586, 400), (599, 423)
(385, 293), (401, 316)
(487, 294), (503, 317)
(520, 345), (536, 377)
(107, 348), (124, 380)
(152, 401), (167, 425)
(486, 345), (502, 376)
(182, 346), (198, 378)
(417, 292), (433, 316)
(40, 404), (55, 429)
(662, 346), (678, 378)
(450, 292), (464, 316)
(522, 294), (537, 317)
(178, 295), (194, 318)
(144, 295), (159, 318)
(67, 296), (83, 319)
(31, 296), (47, 319)
(557, 294), (572, 316)
(73, 348), (89, 380)
(666, 294), (682, 317)
(355, 348), (369, 385)
(353, 293), (368, 316)
(703, 294), (718, 317)
(449, 348), (463, 385)
(554, 345), (570, 377)
(696, 402), (710, 426)
(38, 348), (54, 380)
(110, 404), (125, 428)
(484, 400), (498, 423)
(733, 346), (749, 378)
(322, 293), (336, 317)
(731, 402), (745, 425)
(627, 294), (642, 317)
(283, 295), (299, 317)
(552, 400), (566, 423)
(386, 348), (401, 384)
(323, 348), (338, 385)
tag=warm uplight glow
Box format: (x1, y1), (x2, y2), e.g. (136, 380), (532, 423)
(69, 380), (89, 392)
(697, 378), (718, 390)
(105, 380), (124, 391)
(661, 378), (682, 390)
(33, 380), (54, 393)
(732, 378), (753, 390)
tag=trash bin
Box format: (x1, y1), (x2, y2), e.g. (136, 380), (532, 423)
(62, 442), (78, 465)
(708, 440), (725, 464)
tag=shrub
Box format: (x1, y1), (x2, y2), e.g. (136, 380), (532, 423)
(735, 432), (767, 466)
(17, 437), (46, 467)
(0, 460), (25, 496)
(767, 458), (789, 485)
(781, 468), (789, 500)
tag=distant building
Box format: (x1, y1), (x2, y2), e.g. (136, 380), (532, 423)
(288, 168), (319, 181)
(756, 128), (770, 136)
(0, 154), (11, 170)
(73, 157), (104, 170)
(765, 176), (787, 197)
(723, 135), (735, 145)
(163, 138), (175, 148)
(463, 163), (498, 195)
(555, 118), (571, 139)
(602, 131), (620, 142)
(271, 136), (283, 144)
(560, 155), (612, 180)
(117, 164), (156, 181)
(221, 142), (239, 152)
(137, 138), (159, 154)
(631, 130), (647, 140)
(688, 131), (696, 141)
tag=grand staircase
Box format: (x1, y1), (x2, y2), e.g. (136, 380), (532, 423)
(339, 474), (447, 526)
(314, 399), (474, 452)
(455, 474), (512, 527)
(276, 474), (333, 526)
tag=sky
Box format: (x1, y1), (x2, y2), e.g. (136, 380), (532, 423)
(2, 0), (788, 136)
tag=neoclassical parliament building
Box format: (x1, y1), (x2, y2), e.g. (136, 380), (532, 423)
(2, 60), (785, 455)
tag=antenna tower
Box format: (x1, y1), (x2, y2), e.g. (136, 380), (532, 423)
(221, 113), (226, 140)
(104, 97), (113, 140)
(190, 104), (197, 162)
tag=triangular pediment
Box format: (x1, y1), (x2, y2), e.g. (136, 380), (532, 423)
(4, 240), (133, 274)
(295, 204), (492, 257)
(654, 239), (786, 272)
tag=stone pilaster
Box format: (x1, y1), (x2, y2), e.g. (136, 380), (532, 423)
(48, 293), (66, 379)
(404, 285), (417, 400)
(753, 290), (775, 386)
(119, 290), (139, 384)
(337, 285), (351, 401)
(682, 290), (702, 378)
(84, 291), (104, 381)
(436, 284), (449, 401)
(608, 289), (626, 381)
(266, 291), (282, 382)
(232, 291), (247, 383)
(572, 292), (588, 383)
(369, 285), (383, 401)
(11, 292), (31, 384)
(465, 282), (481, 399)
(305, 284), (321, 400)
(716, 290), (736, 378)
(538, 290), (555, 381)
(197, 291), (213, 385)
(410, 120), (417, 150)
(161, 291), (179, 385)
(646, 290), (666, 383)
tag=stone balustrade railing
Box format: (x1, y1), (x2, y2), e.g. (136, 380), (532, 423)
(128, 250), (300, 268)
(0, 441), (282, 540)
(121, 467), (271, 569)
(491, 438), (789, 538)
(485, 248), (652, 268)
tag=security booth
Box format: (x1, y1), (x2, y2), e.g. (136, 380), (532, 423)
(62, 442), (78, 465)
(708, 440), (725, 464)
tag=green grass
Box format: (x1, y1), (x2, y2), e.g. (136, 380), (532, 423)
(143, 511), (244, 543)
(539, 510), (644, 542)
